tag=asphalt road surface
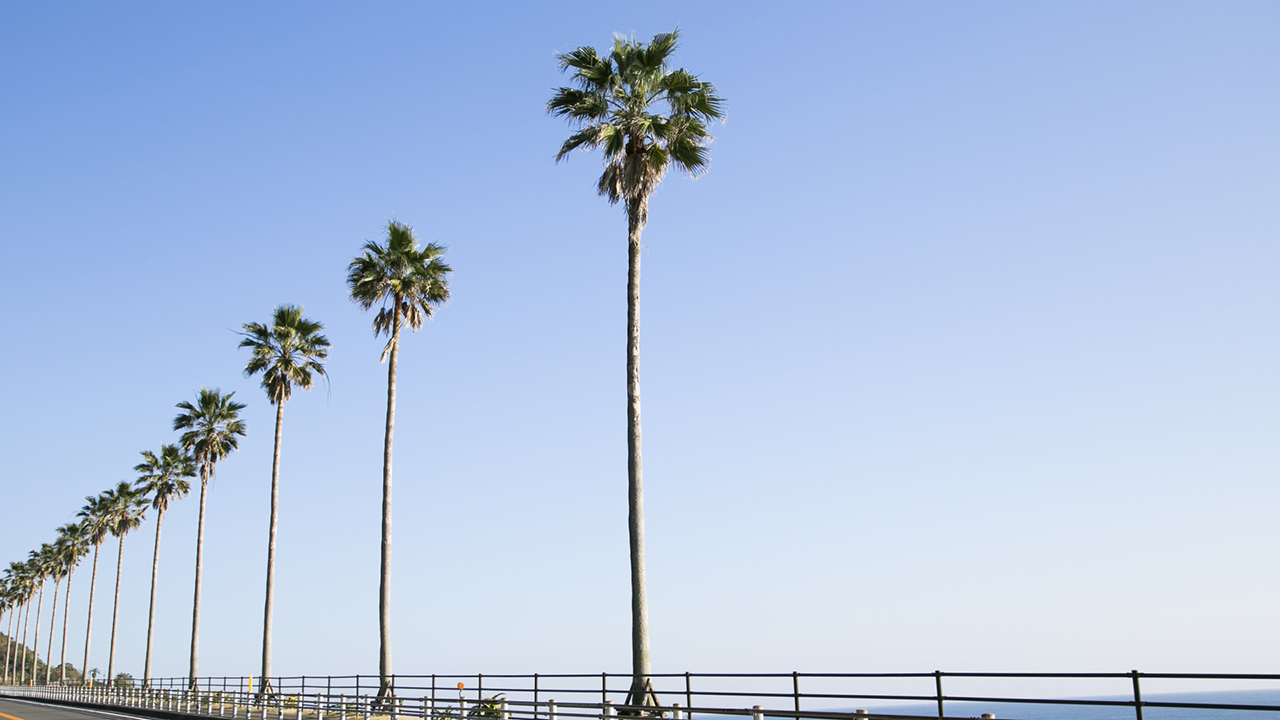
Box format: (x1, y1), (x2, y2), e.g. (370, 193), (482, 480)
(0, 698), (146, 720)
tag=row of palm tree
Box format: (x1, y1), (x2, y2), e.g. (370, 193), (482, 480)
(0, 222), (440, 698)
(0, 28), (720, 707)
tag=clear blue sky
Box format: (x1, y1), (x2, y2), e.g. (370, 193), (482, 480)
(2, 0), (1279, 692)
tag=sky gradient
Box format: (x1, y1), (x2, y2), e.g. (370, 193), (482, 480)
(1, 0), (1278, 692)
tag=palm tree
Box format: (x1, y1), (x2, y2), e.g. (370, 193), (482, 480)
(78, 493), (114, 684)
(3, 563), (26, 684)
(50, 517), (88, 681)
(28, 547), (53, 685)
(240, 304), (330, 695)
(18, 556), (40, 685)
(0, 579), (8, 683)
(548, 30), (724, 706)
(54, 522), (90, 684)
(346, 221), (451, 701)
(43, 535), (72, 685)
(101, 480), (148, 685)
(2, 566), (19, 684)
(174, 388), (247, 688)
(134, 444), (195, 687)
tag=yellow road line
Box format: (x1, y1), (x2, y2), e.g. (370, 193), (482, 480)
(0, 712), (26, 720)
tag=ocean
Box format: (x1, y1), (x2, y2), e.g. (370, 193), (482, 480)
(857, 688), (1280, 720)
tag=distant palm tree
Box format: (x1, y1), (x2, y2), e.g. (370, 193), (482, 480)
(1, 565), (20, 684)
(101, 480), (148, 685)
(0, 578), (9, 683)
(28, 546), (54, 685)
(9, 564), (30, 685)
(174, 388), (247, 688)
(43, 534), (72, 685)
(134, 444), (194, 686)
(78, 492), (114, 684)
(53, 522), (89, 684)
(240, 304), (329, 695)
(549, 30), (724, 706)
(347, 220), (451, 702)
(17, 555), (39, 685)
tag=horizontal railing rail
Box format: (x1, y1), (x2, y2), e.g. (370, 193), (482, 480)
(3, 670), (1280, 720)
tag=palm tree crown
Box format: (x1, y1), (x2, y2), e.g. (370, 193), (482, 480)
(174, 389), (247, 479)
(77, 495), (113, 547)
(347, 221), (451, 358)
(548, 30), (724, 216)
(135, 444), (195, 513)
(100, 481), (148, 539)
(240, 305), (331, 404)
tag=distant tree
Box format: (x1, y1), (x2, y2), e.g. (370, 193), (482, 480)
(54, 521), (90, 684)
(43, 532), (73, 685)
(134, 444), (195, 686)
(347, 221), (451, 703)
(78, 493), (114, 684)
(101, 480), (147, 686)
(549, 29), (724, 706)
(26, 547), (53, 685)
(1, 565), (21, 684)
(240, 304), (329, 695)
(174, 388), (247, 688)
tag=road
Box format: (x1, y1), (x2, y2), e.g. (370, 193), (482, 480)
(0, 698), (146, 720)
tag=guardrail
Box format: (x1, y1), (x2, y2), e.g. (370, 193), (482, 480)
(4, 671), (1280, 720)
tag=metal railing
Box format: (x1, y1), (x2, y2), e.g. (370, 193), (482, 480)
(4, 671), (1280, 720)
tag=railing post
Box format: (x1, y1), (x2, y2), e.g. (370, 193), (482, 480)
(603, 700), (615, 719)
(935, 671), (944, 719)
(362, 694), (370, 720)
(421, 696), (429, 720)
(500, 698), (509, 720)
(672, 704), (682, 720)
(548, 699), (557, 720)
(318, 693), (325, 720)
(1131, 670), (1144, 720)
(684, 675), (692, 719)
(752, 705), (764, 720)
(793, 672), (801, 715)
(340, 695), (346, 720)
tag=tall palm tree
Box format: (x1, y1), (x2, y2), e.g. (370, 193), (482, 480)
(4, 564), (25, 684)
(78, 493), (114, 684)
(0, 579), (8, 683)
(101, 480), (148, 684)
(174, 388), (247, 688)
(19, 556), (39, 685)
(2, 566), (19, 684)
(54, 522), (90, 684)
(346, 221), (451, 701)
(28, 547), (53, 685)
(134, 444), (195, 687)
(549, 30), (724, 706)
(240, 304), (329, 695)
(43, 536), (71, 685)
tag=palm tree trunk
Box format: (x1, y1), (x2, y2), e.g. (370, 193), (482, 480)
(190, 468), (210, 690)
(260, 400), (285, 696)
(377, 305), (402, 702)
(143, 507), (165, 687)
(44, 576), (60, 685)
(624, 195), (654, 707)
(30, 581), (45, 685)
(107, 535), (125, 684)
(83, 543), (101, 685)
(59, 569), (74, 684)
